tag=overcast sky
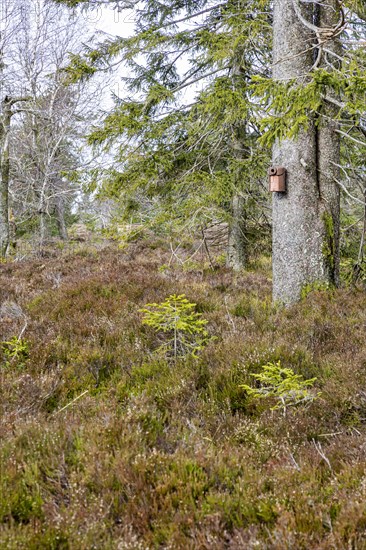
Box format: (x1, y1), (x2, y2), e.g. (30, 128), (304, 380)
(81, 4), (201, 106)
(82, 5), (135, 37)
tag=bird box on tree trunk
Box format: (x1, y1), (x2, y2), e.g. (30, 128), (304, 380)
(268, 166), (286, 192)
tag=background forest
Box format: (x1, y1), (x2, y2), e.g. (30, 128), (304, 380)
(1, 0), (366, 548)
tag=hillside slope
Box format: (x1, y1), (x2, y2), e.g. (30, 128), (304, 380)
(1, 242), (366, 549)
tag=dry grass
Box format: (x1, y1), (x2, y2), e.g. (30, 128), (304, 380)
(1, 240), (366, 549)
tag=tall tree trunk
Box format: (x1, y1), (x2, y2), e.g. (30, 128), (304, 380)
(0, 98), (11, 257)
(227, 194), (246, 271)
(39, 210), (47, 249)
(317, 0), (341, 286)
(227, 60), (248, 271)
(55, 195), (68, 240)
(272, 0), (341, 304)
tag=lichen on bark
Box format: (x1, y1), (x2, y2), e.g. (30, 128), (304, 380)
(322, 211), (335, 272)
(272, 0), (341, 305)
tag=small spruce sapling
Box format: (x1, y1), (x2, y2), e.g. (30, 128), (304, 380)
(140, 294), (210, 361)
(240, 361), (321, 414)
(1, 336), (29, 369)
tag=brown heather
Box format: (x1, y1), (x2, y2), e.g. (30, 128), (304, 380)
(1, 240), (366, 549)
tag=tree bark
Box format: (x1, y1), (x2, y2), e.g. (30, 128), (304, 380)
(39, 210), (47, 250)
(55, 195), (68, 240)
(317, 0), (341, 286)
(0, 98), (12, 257)
(272, 0), (341, 304)
(227, 59), (248, 271)
(227, 194), (246, 271)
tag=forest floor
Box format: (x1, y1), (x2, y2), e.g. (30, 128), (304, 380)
(1, 238), (366, 549)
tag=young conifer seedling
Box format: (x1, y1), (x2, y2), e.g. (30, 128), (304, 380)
(240, 361), (321, 415)
(140, 294), (210, 362)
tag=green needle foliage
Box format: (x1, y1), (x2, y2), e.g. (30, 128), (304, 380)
(55, 0), (272, 250)
(55, 0), (366, 269)
(1, 336), (29, 369)
(240, 361), (321, 413)
(140, 294), (210, 361)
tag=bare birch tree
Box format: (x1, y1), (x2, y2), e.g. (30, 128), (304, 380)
(0, 0), (99, 253)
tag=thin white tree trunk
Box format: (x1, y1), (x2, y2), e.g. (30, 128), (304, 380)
(0, 99), (11, 257)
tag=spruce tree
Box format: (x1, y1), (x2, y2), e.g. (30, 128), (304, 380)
(55, 0), (366, 300)
(55, 0), (272, 268)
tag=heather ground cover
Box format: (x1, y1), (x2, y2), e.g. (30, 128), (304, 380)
(1, 241), (366, 549)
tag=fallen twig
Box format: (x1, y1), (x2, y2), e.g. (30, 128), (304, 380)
(52, 390), (89, 416)
(312, 439), (332, 471)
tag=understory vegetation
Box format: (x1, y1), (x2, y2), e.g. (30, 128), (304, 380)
(1, 238), (366, 549)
